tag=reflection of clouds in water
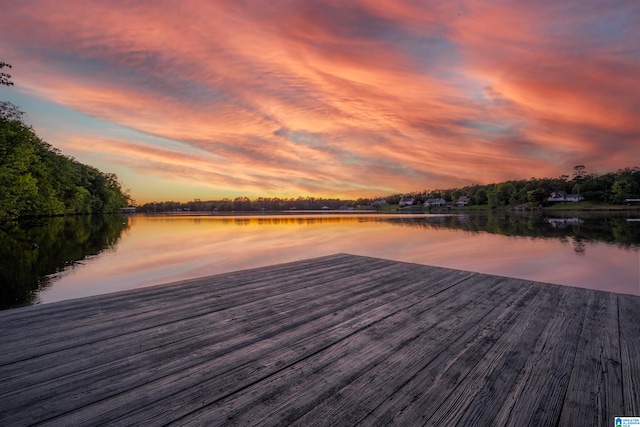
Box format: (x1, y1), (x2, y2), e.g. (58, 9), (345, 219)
(38, 215), (640, 304)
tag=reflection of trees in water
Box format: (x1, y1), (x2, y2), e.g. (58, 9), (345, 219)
(572, 237), (587, 255)
(384, 213), (640, 251)
(0, 215), (129, 310)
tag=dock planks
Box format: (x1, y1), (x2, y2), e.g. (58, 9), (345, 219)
(0, 253), (638, 426)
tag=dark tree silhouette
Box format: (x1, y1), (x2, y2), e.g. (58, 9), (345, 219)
(0, 62), (13, 86)
(573, 165), (586, 197)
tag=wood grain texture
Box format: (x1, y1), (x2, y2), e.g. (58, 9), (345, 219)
(0, 253), (638, 426)
(619, 293), (640, 416)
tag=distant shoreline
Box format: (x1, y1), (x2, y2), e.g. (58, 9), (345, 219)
(139, 206), (640, 217)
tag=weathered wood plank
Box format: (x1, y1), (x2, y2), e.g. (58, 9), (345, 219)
(619, 293), (640, 416)
(0, 253), (375, 343)
(35, 269), (473, 426)
(0, 256), (390, 352)
(257, 275), (534, 427)
(0, 254), (396, 363)
(556, 291), (623, 426)
(0, 262), (406, 389)
(0, 259), (473, 425)
(0, 254), (638, 427)
(0, 254), (352, 324)
(0, 253), (380, 342)
(359, 278), (558, 426)
(460, 284), (588, 426)
(426, 288), (558, 425)
(0, 262), (441, 414)
(167, 274), (507, 426)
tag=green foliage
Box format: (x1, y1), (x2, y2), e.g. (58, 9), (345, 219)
(611, 172), (640, 204)
(418, 167), (639, 209)
(474, 188), (488, 205)
(138, 166), (640, 213)
(527, 188), (548, 205)
(140, 196), (360, 212)
(0, 112), (131, 219)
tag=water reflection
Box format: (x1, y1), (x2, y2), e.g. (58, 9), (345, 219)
(3, 212), (639, 309)
(382, 213), (640, 252)
(0, 215), (129, 309)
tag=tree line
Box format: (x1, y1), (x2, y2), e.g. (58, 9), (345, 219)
(0, 103), (131, 219)
(139, 196), (370, 213)
(1, 61), (131, 219)
(138, 166), (640, 213)
(409, 166), (640, 208)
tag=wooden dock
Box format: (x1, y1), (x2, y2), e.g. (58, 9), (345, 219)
(1, 253), (639, 426)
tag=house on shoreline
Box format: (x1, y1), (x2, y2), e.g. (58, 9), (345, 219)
(456, 196), (470, 206)
(399, 196), (415, 207)
(424, 198), (447, 207)
(548, 191), (583, 203)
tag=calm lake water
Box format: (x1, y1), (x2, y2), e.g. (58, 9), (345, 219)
(2, 211), (639, 309)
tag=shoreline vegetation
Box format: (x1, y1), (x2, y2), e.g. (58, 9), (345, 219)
(0, 102), (131, 221)
(1, 62), (130, 221)
(142, 203), (640, 215)
(136, 167), (640, 215)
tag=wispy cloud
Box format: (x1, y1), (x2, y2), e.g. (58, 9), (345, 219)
(0, 0), (638, 201)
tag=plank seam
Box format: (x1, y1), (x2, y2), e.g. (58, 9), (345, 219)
(164, 274), (477, 426)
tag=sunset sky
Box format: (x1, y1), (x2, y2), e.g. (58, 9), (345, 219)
(1, 0), (638, 203)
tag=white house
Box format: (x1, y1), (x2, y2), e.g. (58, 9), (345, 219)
(424, 198), (447, 207)
(548, 191), (584, 203)
(456, 196), (470, 206)
(399, 196), (415, 207)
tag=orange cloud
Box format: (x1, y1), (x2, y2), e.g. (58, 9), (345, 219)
(0, 0), (638, 200)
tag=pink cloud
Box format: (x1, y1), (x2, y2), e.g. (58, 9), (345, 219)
(0, 0), (638, 199)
